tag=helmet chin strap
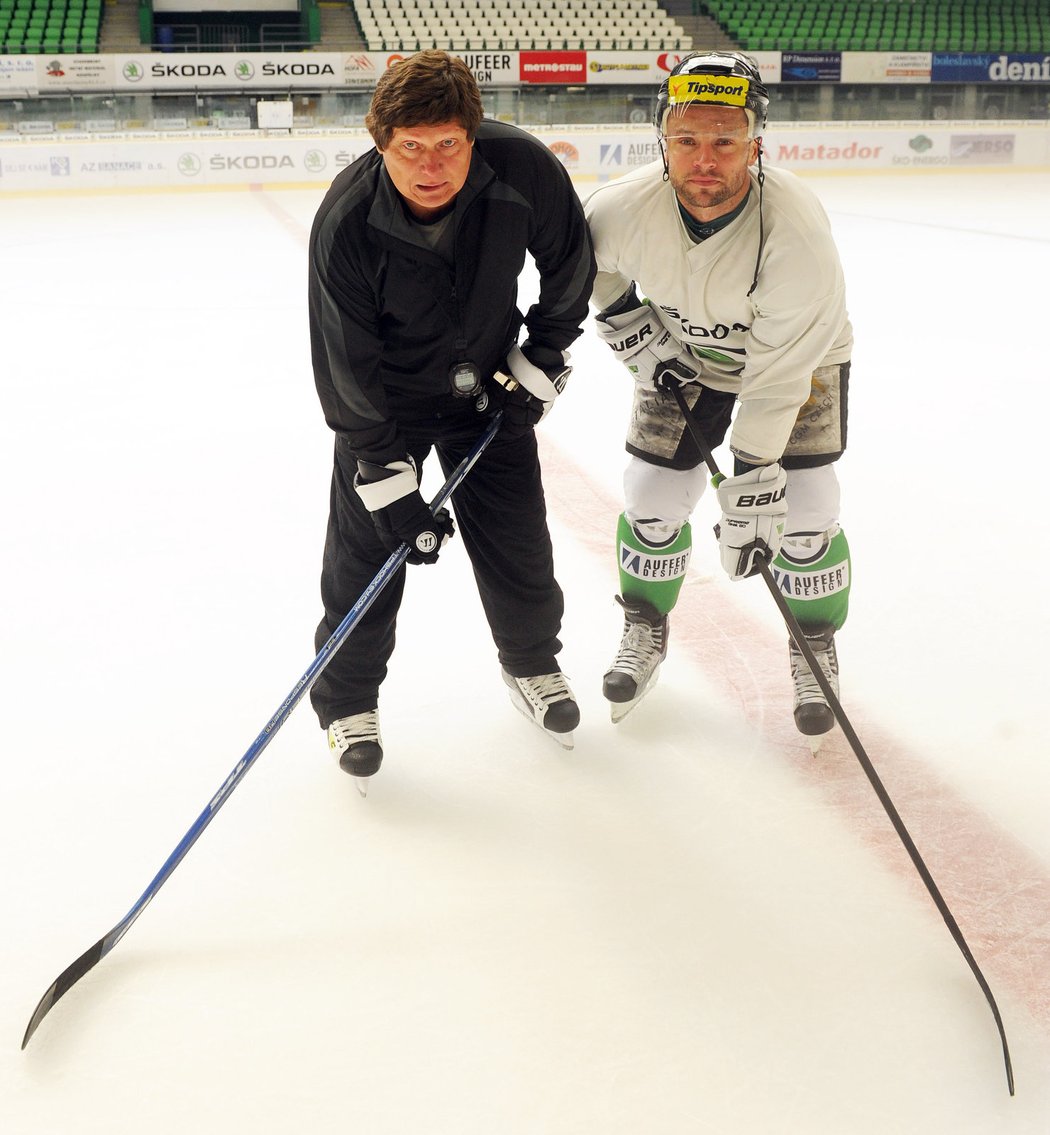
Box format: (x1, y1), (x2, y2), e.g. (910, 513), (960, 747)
(747, 142), (766, 297)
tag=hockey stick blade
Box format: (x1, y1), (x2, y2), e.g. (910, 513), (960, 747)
(22, 411), (504, 1050)
(668, 382), (1014, 1096)
(23, 939), (105, 1049)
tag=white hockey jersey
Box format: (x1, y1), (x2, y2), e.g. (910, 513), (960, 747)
(585, 159), (853, 464)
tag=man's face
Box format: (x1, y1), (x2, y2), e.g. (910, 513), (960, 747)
(662, 104), (758, 220)
(379, 121), (474, 220)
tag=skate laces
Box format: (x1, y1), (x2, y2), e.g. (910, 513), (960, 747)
(790, 639), (839, 705)
(612, 619), (665, 681)
(512, 672), (573, 709)
(328, 711), (380, 753)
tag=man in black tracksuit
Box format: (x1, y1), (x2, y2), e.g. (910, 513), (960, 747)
(308, 51), (595, 784)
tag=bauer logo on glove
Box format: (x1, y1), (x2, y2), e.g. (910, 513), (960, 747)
(714, 462), (788, 581)
(727, 486), (786, 509)
(608, 319), (657, 354)
(595, 302), (700, 390)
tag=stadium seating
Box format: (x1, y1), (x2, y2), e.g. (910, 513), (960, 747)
(704, 0), (1050, 54)
(0, 0), (103, 53)
(4, 0), (1045, 57)
(352, 0), (693, 52)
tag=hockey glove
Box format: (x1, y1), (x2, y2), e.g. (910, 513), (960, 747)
(595, 303), (701, 391)
(354, 457), (455, 565)
(714, 463), (788, 581)
(493, 343), (571, 437)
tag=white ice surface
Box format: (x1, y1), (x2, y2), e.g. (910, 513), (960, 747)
(3, 167), (1050, 1133)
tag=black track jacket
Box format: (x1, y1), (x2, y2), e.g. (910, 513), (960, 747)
(308, 119), (596, 466)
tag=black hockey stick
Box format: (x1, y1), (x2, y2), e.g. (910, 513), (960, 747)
(22, 411), (504, 1050)
(669, 381), (1014, 1096)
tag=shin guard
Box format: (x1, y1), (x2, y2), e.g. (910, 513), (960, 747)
(772, 527), (851, 631)
(616, 512), (692, 616)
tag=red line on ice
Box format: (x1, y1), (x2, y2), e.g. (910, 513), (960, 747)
(540, 433), (1050, 1034)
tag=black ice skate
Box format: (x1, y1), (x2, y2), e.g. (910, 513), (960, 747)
(502, 670), (580, 749)
(789, 625), (839, 754)
(602, 596), (669, 723)
(328, 710), (383, 796)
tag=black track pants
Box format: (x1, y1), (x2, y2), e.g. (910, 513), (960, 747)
(309, 418), (564, 727)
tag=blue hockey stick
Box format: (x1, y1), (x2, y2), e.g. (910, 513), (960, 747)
(22, 411), (504, 1049)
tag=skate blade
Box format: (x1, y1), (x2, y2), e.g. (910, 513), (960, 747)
(354, 776), (371, 798)
(801, 726), (835, 756)
(508, 697), (575, 750)
(608, 669), (659, 724)
(609, 698), (641, 724)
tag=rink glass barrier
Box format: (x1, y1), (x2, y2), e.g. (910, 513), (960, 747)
(1, 48), (1049, 191)
(1, 120), (1047, 193)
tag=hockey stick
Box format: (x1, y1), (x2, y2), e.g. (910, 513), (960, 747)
(22, 410), (504, 1050)
(668, 381), (1014, 1096)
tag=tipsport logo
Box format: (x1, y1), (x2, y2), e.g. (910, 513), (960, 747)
(667, 73), (749, 108)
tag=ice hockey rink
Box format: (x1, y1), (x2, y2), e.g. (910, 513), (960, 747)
(3, 159), (1050, 1133)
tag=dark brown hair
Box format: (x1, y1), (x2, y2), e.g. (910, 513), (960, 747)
(365, 51), (484, 150)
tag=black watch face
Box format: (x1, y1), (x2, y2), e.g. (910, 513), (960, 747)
(450, 361), (481, 397)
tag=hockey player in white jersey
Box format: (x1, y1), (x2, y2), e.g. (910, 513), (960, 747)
(585, 51), (853, 738)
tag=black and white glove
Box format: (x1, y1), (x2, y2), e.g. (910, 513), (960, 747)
(354, 457), (455, 565)
(595, 302), (701, 391)
(714, 463), (788, 581)
(493, 343), (571, 436)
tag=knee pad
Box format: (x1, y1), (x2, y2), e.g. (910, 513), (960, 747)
(773, 527), (851, 632)
(616, 512), (692, 616)
(784, 463), (841, 534)
(623, 456), (707, 531)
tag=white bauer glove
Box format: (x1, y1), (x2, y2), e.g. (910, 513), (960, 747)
(714, 463), (788, 581)
(595, 303), (701, 390)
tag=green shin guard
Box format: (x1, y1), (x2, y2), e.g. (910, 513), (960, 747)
(616, 513), (692, 616)
(773, 527), (852, 632)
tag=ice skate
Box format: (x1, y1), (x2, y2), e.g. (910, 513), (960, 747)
(502, 670), (580, 749)
(328, 710), (383, 795)
(789, 626), (839, 754)
(602, 596), (669, 723)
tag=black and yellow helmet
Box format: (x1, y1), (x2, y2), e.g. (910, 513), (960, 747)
(655, 51), (769, 137)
